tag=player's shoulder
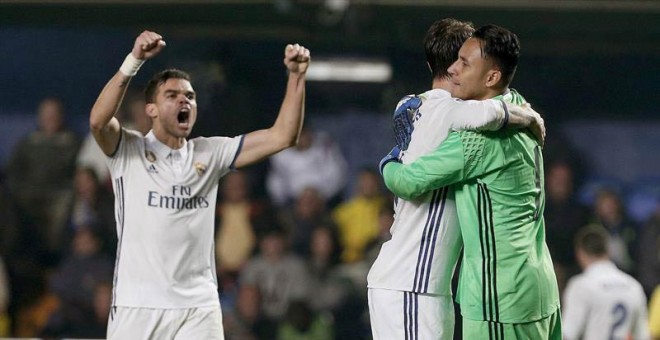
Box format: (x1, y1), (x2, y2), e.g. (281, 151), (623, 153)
(122, 127), (145, 141)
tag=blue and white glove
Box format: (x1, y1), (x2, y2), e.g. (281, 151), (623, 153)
(393, 95), (422, 151)
(379, 146), (401, 176)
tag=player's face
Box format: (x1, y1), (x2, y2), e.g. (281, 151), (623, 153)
(447, 38), (493, 100)
(151, 78), (197, 138)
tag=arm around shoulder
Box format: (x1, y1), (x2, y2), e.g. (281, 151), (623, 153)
(382, 132), (467, 200)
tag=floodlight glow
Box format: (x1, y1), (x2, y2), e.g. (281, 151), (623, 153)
(306, 58), (392, 83)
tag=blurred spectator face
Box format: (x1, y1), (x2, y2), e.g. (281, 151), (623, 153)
(595, 190), (622, 223)
(73, 228), (100, 257)
(74, 167), (99, 200)
(222, 172), (248, 203)
(547, 162), (573, 202)
(310, 226), (334, 260)
(295, 187), (323, 220)
(37, 98), (64, 135)
(128, 97), (151, 135)
(357, 170), (380, 198)
(260, 232), (285, 261)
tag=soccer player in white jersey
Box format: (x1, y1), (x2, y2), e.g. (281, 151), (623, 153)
(562, 226), (650, 340)
(89, 30), (310, 340)
(367, 19), (544, 340)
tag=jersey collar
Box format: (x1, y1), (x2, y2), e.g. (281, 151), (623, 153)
(145, 130), (189, 161)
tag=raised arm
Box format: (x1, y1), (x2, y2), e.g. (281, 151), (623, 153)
(89, 31), (165, 156)
(232, 44), (310, 169)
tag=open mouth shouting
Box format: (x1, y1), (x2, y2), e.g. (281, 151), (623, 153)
(177, 107), (191, 129)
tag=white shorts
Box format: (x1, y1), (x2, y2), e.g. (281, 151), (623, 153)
(107, 305), (224, 340)
(368, 288), (454, 340)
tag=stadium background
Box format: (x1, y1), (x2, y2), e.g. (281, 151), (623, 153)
(0, 0), (659, 338)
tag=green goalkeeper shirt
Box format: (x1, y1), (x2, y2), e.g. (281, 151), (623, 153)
(382, 94), (560, 324)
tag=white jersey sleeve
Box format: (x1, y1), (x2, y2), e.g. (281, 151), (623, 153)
(444, 98), (506, 132)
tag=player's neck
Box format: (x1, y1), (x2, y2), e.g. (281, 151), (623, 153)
(152, 128), (186, 150)
(432, 77), (453, 93)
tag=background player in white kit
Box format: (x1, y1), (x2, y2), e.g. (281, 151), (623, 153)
(89, 30), (310, 339)
(367, 19), (544, 340)
(562, 226), (650, 340)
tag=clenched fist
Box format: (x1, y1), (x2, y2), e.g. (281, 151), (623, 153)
(131, 30), (166, 60)
(284, 44), (311, 75)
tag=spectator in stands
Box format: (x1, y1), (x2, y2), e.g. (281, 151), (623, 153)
(215, 171), (276, 291)
(239, 227), (311, 334)
(42, 226), (113, 338)
(266, 126), (347, 207)
(591, 188), (639, 274)
(68, 167), (115, 256)
(6, 97), (80, 263)
(215, 171), (257, 276)
(307, 224), (348, 313)
(332, 168), (386, 263)
(544, 160), (590, 292)
(76, 92), (150, 186)
(638, 207), (660, 297)
(223, 285), (267, 340)
(279, 186), (334, 257)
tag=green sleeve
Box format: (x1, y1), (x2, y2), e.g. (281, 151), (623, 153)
(382, 132), (468, 200)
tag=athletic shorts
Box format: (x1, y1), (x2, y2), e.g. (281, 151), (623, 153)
(107, 305), (224, 340)
(462, 307), (562, 340)
(368, 288), (455, 340)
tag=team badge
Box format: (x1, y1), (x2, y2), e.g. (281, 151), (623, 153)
(145, 150), (157, 162)
(194, 162), (207, 176)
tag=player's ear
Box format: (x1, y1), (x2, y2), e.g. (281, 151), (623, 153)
(485, 69), (501, 88)
(146, 103), (158, 118)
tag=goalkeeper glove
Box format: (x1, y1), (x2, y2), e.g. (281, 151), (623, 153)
(379, 146), (401, 176)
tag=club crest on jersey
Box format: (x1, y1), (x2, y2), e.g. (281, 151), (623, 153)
(147, 164), (158, 173)
(194, 162), (207, 176)
(145, 150), (157, 163)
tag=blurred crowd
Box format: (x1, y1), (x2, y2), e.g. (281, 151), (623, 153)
(0, 96), (659, 339)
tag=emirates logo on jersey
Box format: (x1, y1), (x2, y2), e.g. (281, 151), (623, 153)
(145, 150), (157, 163)
(194, 162), (207, 176)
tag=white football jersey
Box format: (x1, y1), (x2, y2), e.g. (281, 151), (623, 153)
(367, 89), (506, 295)
(563, 260), (650, 340)
(106, 129), (242, 308)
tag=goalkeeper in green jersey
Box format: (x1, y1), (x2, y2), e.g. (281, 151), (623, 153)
(380, 25), (561, 339)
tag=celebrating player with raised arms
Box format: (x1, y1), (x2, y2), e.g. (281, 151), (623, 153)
(89, 30), (309, 339)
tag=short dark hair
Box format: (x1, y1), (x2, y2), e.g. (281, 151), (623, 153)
(144, 69), (192, 104)
(575, 226), (609, 257)
(472, 24), (520, 88)
(424, 18), (474, 79)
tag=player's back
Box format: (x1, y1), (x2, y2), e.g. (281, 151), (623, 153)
(563, 260), (650, 340)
